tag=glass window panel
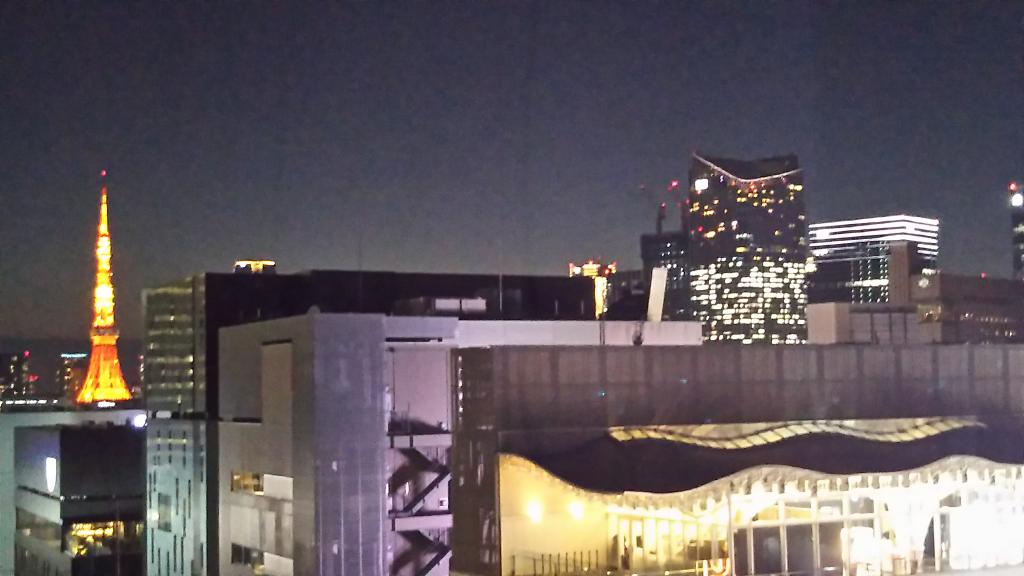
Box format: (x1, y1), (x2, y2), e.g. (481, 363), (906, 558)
(819, 522), (844, 573)
(752, 527), (782, 575)
(786, 524), (814, 574)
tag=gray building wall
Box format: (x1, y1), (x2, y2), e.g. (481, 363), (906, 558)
(217, 314), (390, 576)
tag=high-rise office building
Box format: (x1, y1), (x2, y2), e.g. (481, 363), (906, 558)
(56, 353), (89, 403)
(142, 268), (597, 575)
(807, 215), (939, 304)
(640, 231), (690, 320)
(1010, 181), (1024, 279)
(1, 351), (31, 398)
(687, 153), (808, 343)
(638, 196), (692, 321)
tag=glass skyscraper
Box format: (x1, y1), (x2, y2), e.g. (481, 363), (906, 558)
(687, 153), (808, 343)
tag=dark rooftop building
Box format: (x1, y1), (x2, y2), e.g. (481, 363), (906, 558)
(143, 269), (596, 416)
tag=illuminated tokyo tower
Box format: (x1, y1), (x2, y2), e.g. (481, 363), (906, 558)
(77, 171), (132, 404)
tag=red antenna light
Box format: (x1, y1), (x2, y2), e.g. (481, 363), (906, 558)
(981, 272), (987, 278)
(1011, 182), (1019, 191)
(100, 169), (107, 177)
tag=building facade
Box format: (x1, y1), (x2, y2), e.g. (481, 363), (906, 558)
(687, 154), (808, 343)
(640, 232), (690, 320)
(451, 344), (1024, 576)
(1010, 182), (1024, 279)
(56, 354), (89, 404)
(0, 409), (143, 575)
(1, 351), (31, 398)
(912, 271), (1024, 343)
(604, 269), (644, 317)
(142, 269), (598, 576)
(211, 314), (699, 576)
(808, 215), (939, 305)
(809, 271), (1024, 345)
(806, 303), (940, 345)
(13, 422), (145, 576)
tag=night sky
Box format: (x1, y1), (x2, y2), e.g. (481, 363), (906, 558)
(1, 1), (1021, 340)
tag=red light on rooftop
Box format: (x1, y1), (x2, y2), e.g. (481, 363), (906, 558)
(100, 169), (107, 177)
(669, 180), (679, 189)
(1012, 182), (1019, 192)
(981, 272), (988, 279)
(23, 350), (29, 358)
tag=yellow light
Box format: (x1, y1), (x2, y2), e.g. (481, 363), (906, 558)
(526, 500), (544, 524)
(568, 501), (585, 520)
(568, 259), (615, 317)
(594, 276), (608, 318)
(234, 259), (276, 273)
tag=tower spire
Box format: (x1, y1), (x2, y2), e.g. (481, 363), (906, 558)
(77, 171), (132, 404)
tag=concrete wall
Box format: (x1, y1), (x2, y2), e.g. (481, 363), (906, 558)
(454, 321), (702, 348)
(807, 303), (850, 345)
(0, 409), (142, 576)
(311, 315), (389, 576)
(219, 314), (390, 576)
(462, 345), (1024, 429)
(219, 341), (297, 576)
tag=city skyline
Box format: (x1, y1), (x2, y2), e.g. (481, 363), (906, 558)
(1, 2), (1021, 340)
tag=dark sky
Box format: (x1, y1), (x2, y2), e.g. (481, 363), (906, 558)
(1, 1), (1021, 340)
